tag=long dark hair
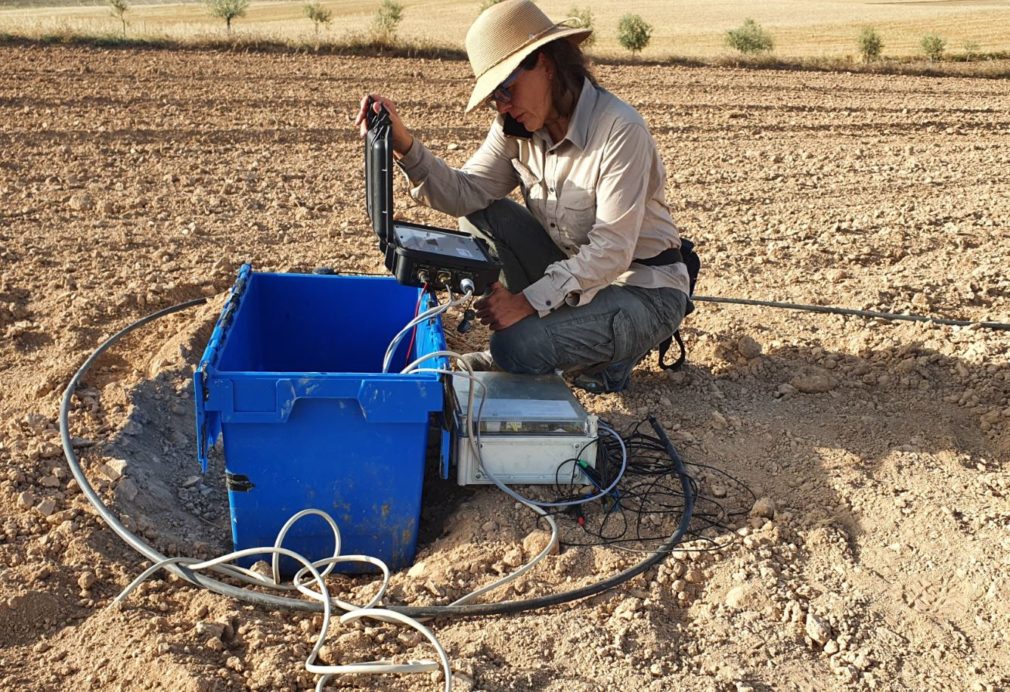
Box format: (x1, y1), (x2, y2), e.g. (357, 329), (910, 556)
(532, 38), (598, 118)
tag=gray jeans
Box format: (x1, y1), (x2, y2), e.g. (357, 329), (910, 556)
(460, 199), (688, 392)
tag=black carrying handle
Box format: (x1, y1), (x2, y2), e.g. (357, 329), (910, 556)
(365, 96), (391, 132)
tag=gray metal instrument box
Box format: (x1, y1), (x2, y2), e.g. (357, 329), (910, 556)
(450, 372), (598, 486)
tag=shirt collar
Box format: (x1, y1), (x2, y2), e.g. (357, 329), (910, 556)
(526, 77), (597, 150)
(562, 77), (597, 151)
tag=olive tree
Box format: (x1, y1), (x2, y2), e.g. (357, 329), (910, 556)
(108, 0), (128, 37)
(726, 18), (774, 54)
(858, 27), (883, 62)
(921, 34), (945, 61)
(372, 0), (403, 43)
(206, 0), (251, 34)
(617, 14), (652, 57)
(304, 2), (332, 35)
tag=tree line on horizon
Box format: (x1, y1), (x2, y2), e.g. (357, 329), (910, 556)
(98, 0), (983, 64)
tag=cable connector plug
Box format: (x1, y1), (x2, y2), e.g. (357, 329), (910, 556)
(459, 277), (475, 295)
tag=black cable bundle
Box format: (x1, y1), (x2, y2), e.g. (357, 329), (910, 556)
(551, 416), (755, 555)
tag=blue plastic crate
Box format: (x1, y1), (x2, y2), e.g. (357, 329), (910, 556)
(194, 265), (448, 574)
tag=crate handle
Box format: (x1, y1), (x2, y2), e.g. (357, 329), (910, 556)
(271, 378), (442, 424)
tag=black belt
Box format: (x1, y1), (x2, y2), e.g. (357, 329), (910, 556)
(635, 247), (683, 266)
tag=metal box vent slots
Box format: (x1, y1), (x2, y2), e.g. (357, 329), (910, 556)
(451, 372), (598, 486)
(194, 265), (448, 574)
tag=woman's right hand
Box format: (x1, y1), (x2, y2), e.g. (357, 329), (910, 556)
(356, 94), (414, 157)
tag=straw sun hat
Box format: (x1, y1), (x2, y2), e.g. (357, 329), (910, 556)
(464, 0), (592, 113)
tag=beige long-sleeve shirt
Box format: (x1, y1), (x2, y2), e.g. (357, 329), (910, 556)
(397, 78), (690, 317)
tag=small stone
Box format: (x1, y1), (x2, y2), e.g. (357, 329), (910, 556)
(39, 475), (60, 488)
(806, 612), (832, 645)
(522, 528), (559, 557)
(182, 475), (202, 488)
(117, 478), (139, 502)
(195, 621), (226, 641)
(501, 546), (523, 568)
(824, 639), (839, 654)
(776, 383), (796, 397)
(836, 664), (858, 683)
(100, 459), (127, 481)
(38, 443), (62, 459)
(613, 597), (641, 620)
(665, 370), (688, 384)
(407, 561), (426, 579)
(710, 411), (728, 429)
(684, 567), (705, 584)
(725, 583), (761, 610)
(751, 497), (776, 519)
(649, 663), (663, 676)
(17, 490), (35, 510)
(24, 413), (50, 432)
(225, 656), (242, 671)
(452, 671), (474, 688)
(791, 366), (836, 394)
(78, 571), (97, 590)
(36, 498), (57, 517)
(668, 560), (686, 578)
(447, 143), (459, 151)
(737, 335), (762, 359)
(68, 192), (95, 211)
(711, 484), (727, 498)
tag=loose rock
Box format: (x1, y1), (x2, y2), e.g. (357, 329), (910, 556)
(790, 366), (836, 394)
(737, 335), (763, 359)
(750, 497), (776, 519)
(806, 612), (832, 645)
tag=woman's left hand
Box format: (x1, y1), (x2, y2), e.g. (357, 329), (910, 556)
(474, 282), (535, 331)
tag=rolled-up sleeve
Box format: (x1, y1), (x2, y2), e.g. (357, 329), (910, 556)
(522, 122), (654, 315)
(397, 118), (519, 218)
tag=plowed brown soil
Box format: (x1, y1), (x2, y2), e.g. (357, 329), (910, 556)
(1, 44), (1009, 691)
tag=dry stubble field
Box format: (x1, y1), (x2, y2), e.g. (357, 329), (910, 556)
(1, 44), (1010, 691)
(3, 0), (1010, 58)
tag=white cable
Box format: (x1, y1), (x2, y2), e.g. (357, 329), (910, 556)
(480, 422), (628, 509)
(382, 289), (473, 373)
(402, 358), (561, 608)
(115, 522), (452, 691)
(271, 509), (342, 586)
(400, 350), (464, 375)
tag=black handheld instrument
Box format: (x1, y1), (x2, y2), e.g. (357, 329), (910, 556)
(364, 100), (501, 294)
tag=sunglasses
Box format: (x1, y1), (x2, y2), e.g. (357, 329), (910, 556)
(488, 51), (541, 109)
